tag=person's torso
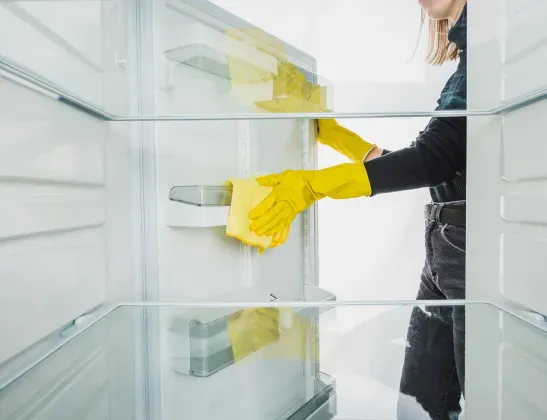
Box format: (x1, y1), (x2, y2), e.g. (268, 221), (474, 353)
(429, 49), (467, 203)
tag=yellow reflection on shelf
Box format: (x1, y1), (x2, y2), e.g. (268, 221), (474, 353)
(227, 307), (318, 363)
(224, 27), (329, 112)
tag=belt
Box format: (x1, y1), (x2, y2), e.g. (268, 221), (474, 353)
(424, 203), (466, 227)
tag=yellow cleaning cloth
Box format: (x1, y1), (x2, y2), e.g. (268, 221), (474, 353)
(226, 178), (274, 251)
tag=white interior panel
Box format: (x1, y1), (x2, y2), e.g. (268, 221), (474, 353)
(253, 227), (305, 299)
(0, 322), (108, 420)
(101, 307), (139, 420)
(502, 194), (547, 225)
(0, 77), (105, 184)
(253, 119), (306, 300)
(83, 394), (109, 420)
(103, 121), (140, 303)
(503, 48), (547, 104)
(502, 1), (547, 102)
(467, 0), (502, 112)
(0, 184), (105, 240)
(253, 120), (302, 173)
(12, 2), (102, 68)
(0, 228), (107, 365)
(0, 2), (103, 106)
(468, 0), (547, 310)
(465, 0), (546, 415)
(503, 313), (547, 374)
(156, 58), (238, 115)
(505, 0), (536, 19)
(501, 232), (547, 315)
(501, 314), (547, 420)
(466, 114), (503, 304)
(0, 77), (134, 363)
(502, 100), (547, 180)
(465, 305), (503, 420)
(0, 79), (109, 364)
(28, 349), (108, 420)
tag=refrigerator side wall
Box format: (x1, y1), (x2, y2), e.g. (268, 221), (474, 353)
(0, 3), (140, 419)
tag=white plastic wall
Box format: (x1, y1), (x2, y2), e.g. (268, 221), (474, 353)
(150, 3), (320, 419)
(0, 3), (139, 418)
(466, 0), (547, 418)
(0, 78), (106, 365)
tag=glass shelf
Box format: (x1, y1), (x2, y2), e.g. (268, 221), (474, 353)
(169, 185), (232, 207)
(2, 0), (547, 120)
(1, 301), (547, 419)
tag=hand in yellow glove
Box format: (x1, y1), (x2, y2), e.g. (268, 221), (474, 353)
(249, 162), (372, 236)
(270, 225), (291, 248)
(317, 119), (377, 163)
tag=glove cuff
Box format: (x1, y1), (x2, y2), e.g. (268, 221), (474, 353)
(361, 144), (378, 162)
(311, 163), (372, 199)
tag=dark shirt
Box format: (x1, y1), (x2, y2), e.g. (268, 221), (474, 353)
(364, 5), (467, 203)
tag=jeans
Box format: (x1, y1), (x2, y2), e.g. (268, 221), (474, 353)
(397, 201), (466, 420)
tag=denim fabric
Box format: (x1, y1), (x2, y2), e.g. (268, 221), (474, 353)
(397, 201), (466, 420)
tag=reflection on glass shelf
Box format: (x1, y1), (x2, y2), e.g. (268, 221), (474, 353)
(1, 302), (547, 420)
(2, 0), (547, 120)
(165, 44), (235, 80)
(169, 185), (232, 207)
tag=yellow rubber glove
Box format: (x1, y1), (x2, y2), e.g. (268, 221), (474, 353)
(317, 119), (377, 163)
(249, 162), (372, 236)
(270, 225), (291, 248)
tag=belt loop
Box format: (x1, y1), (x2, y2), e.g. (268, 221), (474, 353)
(433, 203), (445, 225)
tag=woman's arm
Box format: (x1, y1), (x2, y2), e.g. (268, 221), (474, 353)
(363, 116), (466, 194)
(244, 116), (465, 238)
(363, 147), (385, 161)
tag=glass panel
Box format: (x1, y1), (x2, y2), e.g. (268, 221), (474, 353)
(169, 185), (232, 207)
(1, 302), (547, 419)
(1, 0), (546, 119)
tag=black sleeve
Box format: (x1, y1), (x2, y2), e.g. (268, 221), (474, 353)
(364, 116), (466, 195)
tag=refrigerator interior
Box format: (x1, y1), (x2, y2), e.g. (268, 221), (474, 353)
(2, 302), (547, 420)
(1, 0), (547, 419)
(0, 1), (327, 419)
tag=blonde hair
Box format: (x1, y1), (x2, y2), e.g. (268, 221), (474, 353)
(424, 14), (458, 65)
(419, 2), (466, 66)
